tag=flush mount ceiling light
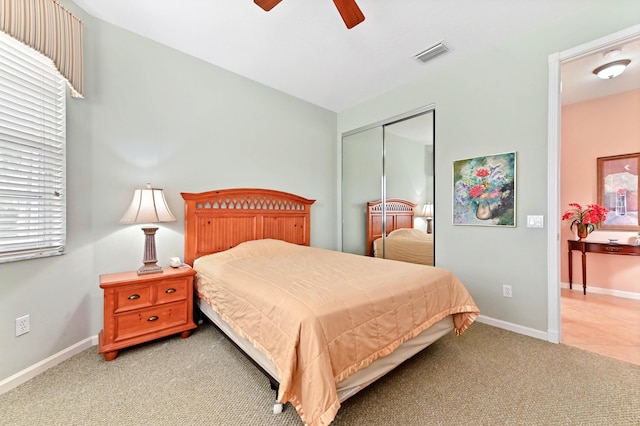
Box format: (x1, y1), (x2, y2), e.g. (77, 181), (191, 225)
(592, 59), (631, 79)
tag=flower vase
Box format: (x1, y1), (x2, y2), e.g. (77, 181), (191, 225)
(576, 223), (589, 240)
(476, 202), (491, 220)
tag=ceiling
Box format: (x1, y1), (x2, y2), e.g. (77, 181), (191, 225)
(72, 0), (634, 112)
(561, 37), (640, 105)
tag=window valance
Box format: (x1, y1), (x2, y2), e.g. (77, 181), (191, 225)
(0, 0), (83, 98)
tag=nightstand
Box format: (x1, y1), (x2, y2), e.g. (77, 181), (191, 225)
(98, 266), (197, 361)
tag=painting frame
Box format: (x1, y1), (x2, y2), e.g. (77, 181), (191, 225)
(596, 152), (640, 231)
(453, 151), (517, 227)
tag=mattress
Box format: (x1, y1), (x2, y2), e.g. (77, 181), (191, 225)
(196, 298), (454, 401)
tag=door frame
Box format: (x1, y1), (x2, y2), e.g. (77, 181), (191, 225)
(546, 24), (640, 344)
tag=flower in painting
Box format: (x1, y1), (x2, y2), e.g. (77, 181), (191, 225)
(469, 185), (485, 198)
(476, 168), (490, 178)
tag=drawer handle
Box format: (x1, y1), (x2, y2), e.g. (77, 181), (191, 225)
(165, 288), (177, 294)
(147, 316), (159, 322)
(128, 294), (140, 300)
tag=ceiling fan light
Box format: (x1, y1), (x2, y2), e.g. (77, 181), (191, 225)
(592, 59), (631, 79)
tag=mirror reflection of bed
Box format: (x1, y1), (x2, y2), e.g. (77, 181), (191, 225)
(366, 198), (434, 266)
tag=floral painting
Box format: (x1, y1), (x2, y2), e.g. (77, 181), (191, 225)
(453, 152), (516, 226)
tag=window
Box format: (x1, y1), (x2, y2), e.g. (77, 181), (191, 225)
(0, 31), (66, 263)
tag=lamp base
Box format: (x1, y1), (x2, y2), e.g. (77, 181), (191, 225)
(137, 226), (163, 275)
(426, 218), (433, 234)
(137, 263), (163, 275)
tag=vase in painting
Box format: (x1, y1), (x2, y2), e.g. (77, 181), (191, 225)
(475, 202), (491, 220)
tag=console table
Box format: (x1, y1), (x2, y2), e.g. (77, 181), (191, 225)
(568, 240), (640, 295)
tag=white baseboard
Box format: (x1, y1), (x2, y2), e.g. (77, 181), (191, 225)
(2, 317), (551, 396)
(0, 335), (98, 395)
(476, 286), (640, 342)
(560, 282), (640, 300)
(476, 315), (548, 341)
(1, 311), (588, 395)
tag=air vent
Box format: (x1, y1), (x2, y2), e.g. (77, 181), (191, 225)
(413, 41), (449, 64)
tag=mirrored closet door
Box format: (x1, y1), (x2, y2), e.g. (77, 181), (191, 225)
(342, 110), (435, 265)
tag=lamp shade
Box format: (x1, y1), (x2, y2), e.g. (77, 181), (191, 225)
(120, 184), (176, 224)
(422, 202), (434, 218)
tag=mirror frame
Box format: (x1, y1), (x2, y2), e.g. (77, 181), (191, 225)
(596, 152), (640, 231)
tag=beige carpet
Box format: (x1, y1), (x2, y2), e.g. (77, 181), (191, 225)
(1, 322), (638, 425)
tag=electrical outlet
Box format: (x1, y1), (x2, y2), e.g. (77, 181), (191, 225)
(16, 315), (30, 336)
(502, 285), (512, 298)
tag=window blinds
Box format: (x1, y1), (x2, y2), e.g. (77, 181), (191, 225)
(0, 31), (66, 263)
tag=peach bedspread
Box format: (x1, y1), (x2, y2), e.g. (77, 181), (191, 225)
(194, 239), (479, 426)
(374, 228), (434, 266)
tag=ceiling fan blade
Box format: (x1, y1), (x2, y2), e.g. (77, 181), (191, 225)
(254, 0), (283, 12)
(333, 0), (365, 29)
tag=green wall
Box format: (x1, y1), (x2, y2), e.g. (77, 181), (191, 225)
(0, 1), (337, 382)
(337, 0), (640, 333)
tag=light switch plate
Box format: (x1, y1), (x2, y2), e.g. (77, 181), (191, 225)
(527, 215), (544, 228)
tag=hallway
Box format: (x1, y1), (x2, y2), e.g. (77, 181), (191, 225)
(561, 288), (640, 365)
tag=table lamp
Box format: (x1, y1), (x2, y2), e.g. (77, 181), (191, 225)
(120, 184), (176, 275)
(422, 202), (433, 234)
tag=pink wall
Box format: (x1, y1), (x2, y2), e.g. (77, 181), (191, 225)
(561, 89), (640, 294)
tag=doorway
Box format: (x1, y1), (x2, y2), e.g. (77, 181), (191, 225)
(548, 24), (640, 360)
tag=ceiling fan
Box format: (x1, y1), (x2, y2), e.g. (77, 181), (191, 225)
(254, 0), (365, 29)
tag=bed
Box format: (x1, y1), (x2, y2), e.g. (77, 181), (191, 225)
(181, 188), (479, 426)
(373, 228), (434, 266)
(365, 199), (415, 256)
(367, 199), (434, 266)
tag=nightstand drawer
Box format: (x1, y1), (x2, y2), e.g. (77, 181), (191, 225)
(154, 277), (189, 304)
(114, 285), (152, 313)
(115, 301), (188, 342)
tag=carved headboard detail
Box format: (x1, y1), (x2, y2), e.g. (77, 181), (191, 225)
(181, 188), (315, 266)
(366, 199), (416, 256)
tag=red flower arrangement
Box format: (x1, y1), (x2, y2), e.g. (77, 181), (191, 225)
(562, 202), (609, 236)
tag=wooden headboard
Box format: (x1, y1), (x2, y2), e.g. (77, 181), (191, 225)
(366, 199), (416, 256)
(181, 188), (316, 266)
